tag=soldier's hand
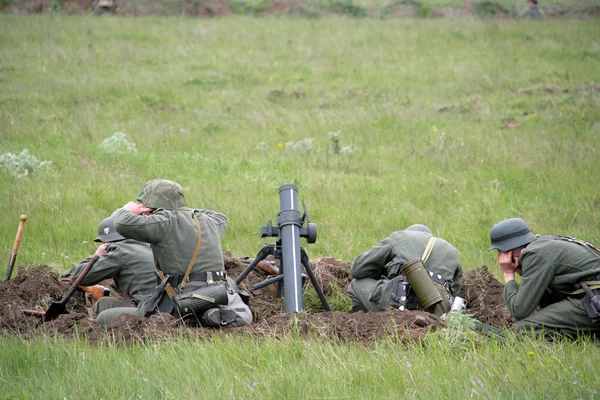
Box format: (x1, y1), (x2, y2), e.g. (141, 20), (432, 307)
(123, 201), (153, 215)
(498, 250), (518, 283)
(95, 243), (109, 257)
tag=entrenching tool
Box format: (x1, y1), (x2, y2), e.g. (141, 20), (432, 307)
(41, 254), (99, 322)
(3, 215), (27, 281)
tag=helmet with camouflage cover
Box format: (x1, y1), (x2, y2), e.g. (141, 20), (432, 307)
(136, 179), (186, 210)
(489, 218), (534, 252)
(94, 216), (126, 243)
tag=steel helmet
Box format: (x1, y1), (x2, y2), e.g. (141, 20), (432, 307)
(489, 218), (534, 251)
(94, 216), (126, 243)
(406, 224), (432, 234)
(136, 179), (186, 210)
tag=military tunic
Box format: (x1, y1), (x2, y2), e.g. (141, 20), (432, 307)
(505, 236), (600, 334)
(112, 206), (252, 327)
(348, 230), (462, 312)
(71, 239), (156, 325)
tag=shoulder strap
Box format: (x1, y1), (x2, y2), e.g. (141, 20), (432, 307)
(179, 214), (202, 291)
(154, 259), (177, 299)
(558, 236), (600, 256)
(422, 237), (437, 263)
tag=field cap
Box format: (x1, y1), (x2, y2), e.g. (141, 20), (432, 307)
(489, 218), (534, 251)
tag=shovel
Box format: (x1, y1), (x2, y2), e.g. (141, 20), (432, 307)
(3, 215), (27, 281)
(42, 254), (99, 323)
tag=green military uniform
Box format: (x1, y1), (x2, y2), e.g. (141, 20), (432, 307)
(111, 179), (252, 327)
(348, 229), (462, 313)
(505, 236), (600, 334)
(71, 239), (156, 325)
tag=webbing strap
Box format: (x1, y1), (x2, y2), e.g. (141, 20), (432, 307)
(155, 266), (177, 299)
(568, 281), (600, 295)
(559, 236), (600, 256)
(179, 214), (202, 291)
(422, 237), (437, 263)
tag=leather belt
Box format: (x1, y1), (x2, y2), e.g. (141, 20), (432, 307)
(171, 270), (227, 288)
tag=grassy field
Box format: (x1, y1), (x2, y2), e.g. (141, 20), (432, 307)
(1, 15), (600, 398)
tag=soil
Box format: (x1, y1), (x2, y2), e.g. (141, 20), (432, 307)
(7, 0), (600, 19)
(0, 257), (511, 345)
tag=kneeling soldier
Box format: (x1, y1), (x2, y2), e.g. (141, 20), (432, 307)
(70, 216), (156, 325)
(490, 218), (600, 337)
(111, 179), (252, 327)
(348, 224), (463, 316)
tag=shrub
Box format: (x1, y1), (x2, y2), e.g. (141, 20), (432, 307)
(0, 149), (53, 179)
(99, 132), (138, 155)
(474, 1), (509, 18)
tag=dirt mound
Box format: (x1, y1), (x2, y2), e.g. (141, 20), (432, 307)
(461, 266), (514, 327)
(252, 310), (443, 342)
(0, 265), (88, 335)
(0, 260), (509, 345)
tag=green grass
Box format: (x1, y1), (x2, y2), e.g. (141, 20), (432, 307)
(1, 16), (598, 270)
(1, 15), (600, 397)
(1, 333), (599, 398)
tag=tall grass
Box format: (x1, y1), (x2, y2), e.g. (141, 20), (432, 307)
(0, 16), (599, 397)
(1, 16), (598, 272)
(1, 333), (599, 398)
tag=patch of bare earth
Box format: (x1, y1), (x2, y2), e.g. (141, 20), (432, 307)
(461, 266), (514, 327)
(0, 259), (509, 345)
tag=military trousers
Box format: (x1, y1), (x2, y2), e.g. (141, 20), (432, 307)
(348, 277), (450, 315)
(516, 297), (600, 336)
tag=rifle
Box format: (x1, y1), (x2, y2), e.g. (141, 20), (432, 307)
(59, 277), (111, 301)
(143, 274), (172, 317)
(239, 257), (279, 276)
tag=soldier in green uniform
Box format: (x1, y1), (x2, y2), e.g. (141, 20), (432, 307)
(111, 179), (252, 328)
(70, 216), (156, 325)
(348, 224), (463, 316)
(517, 0), (545, 20)
(490, 218), (600, 336)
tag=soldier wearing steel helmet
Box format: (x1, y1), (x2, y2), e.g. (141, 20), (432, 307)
(111, 179), (252, 327)
(348, 224), (463, 316)
(490, 218), (600, 336)
(70, 216), (156, 325)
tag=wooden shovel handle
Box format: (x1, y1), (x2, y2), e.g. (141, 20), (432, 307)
(11, 215), (27, 256)
(4, 215), (27, 281)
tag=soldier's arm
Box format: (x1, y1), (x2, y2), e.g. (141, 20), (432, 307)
(503, 251), (555, 320)
(350, 237), (394, 280)
(71, 244), (122, 286)
(112, 208), (170, 244)
(452, 260), (463, 297)
(196, 209), (228, 239)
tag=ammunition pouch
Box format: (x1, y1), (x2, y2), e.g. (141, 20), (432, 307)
(172, 283), (229, 320)
(580, 281), (600, 322)
(389, 275), (420, 311)
(143, 275), (173, 318)
(386, 261), (403, 279)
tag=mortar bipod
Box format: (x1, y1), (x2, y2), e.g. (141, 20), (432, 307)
(234, 242), (330, 312)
